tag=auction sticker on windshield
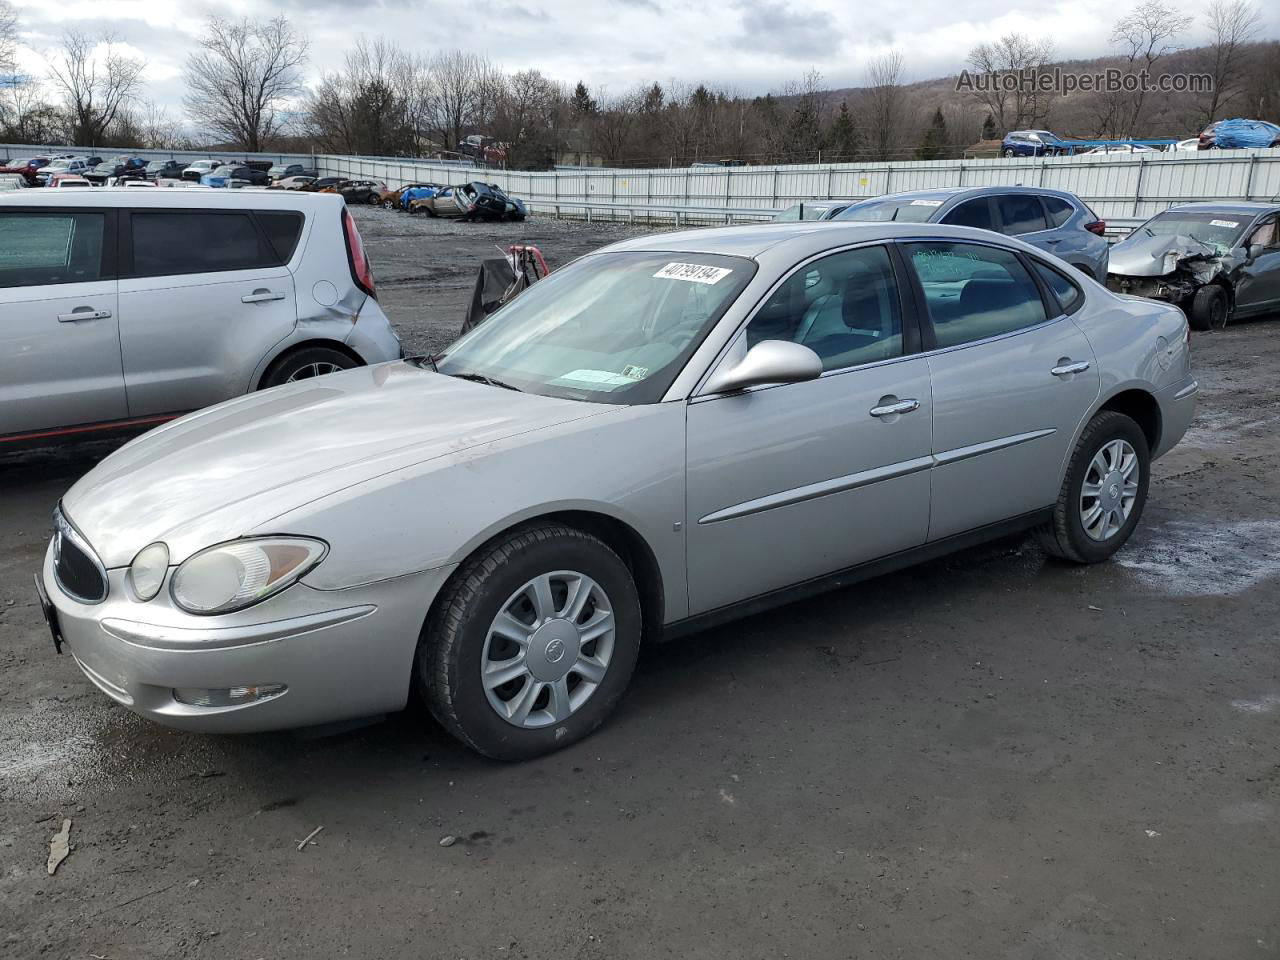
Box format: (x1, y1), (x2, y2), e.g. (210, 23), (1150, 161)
(654, 263), (733, 284)
(1210, 220), (1239, 228)
(909, 199), (944, 206)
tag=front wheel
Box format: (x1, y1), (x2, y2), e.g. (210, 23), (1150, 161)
(1189, 284), (1228, 331)
(1037, 411), (1150, 563)
(1002, 148), (1015, 157)
(416, 524), (643, 760)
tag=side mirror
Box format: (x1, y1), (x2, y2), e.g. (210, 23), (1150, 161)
(702, 340), (823, 395)
(1246, 243), (1264, 262)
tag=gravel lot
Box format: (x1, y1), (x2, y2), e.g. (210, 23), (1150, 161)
(2, 211), (1279, 959)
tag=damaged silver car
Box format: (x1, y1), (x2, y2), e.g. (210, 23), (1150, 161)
(1106, 202), (1280, 330)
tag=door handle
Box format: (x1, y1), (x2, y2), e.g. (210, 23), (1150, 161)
(869, 398), (920, 418)
(57, 308), (112, 322)
(1051, 361), (1091, 377)
(241, 290), (286, 303)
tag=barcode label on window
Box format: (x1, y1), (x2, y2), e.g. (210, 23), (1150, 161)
(654, 262), (732, 284)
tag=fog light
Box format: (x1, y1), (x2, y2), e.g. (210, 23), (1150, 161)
(172, 683), (287, 707)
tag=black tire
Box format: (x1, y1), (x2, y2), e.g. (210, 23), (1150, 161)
(1037, 411), (1151, 564)
(416, 523), (643, 760)
(259, 346), (357, 388)
(1002, 148), (1015, 157)
(1189, 284), (1228, 331)
(367, 192), (380, 205)
(382, 198), (396, 210)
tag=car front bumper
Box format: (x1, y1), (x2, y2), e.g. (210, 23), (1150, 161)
(41, 542), (454, 733)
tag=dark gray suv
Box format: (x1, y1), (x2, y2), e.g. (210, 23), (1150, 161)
(833, 186), (1110, 279)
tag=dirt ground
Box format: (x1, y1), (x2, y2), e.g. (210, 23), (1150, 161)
(2, 210), (1279, 960)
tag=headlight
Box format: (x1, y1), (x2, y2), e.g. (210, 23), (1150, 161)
(170, 537), (326, 615)
(128, 542), (169, 601)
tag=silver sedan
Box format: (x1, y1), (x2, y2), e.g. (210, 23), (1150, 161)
(38, 222), (1198, 759)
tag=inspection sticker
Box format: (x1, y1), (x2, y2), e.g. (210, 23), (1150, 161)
(909, 199), (944, 206)
(1210, 219), (1239, 228)
(558, 369), (635, 386)
(654, 262), (733, 284)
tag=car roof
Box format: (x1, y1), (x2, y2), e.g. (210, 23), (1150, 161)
(0, 188), (343, 211)
(843, 185), (1078, 205)
(602, 220), (1051, 261)
(1161, 201), (1278, 215)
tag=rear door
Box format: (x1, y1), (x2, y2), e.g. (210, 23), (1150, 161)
(0, 207), (125, 438)
(901, 238), (1099, 541)
(117, 208), (298, 416)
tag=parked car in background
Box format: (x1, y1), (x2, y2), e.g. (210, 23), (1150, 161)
(121, 179), (158, 188)
(0, 158), (47, 185)
(268, 163), (317, 182)
(35, 158), (91, 185)
(381, 182), (443, 210)
(33, 219), (1195, 758)
(1172, 138), (1200, 152)
(411, 182), (509, 220)
(1000, 130), (1071, 157)
(338, 179), (387, 204)
(1199, 119), (1280, 150)
(85, 157), (145, 185)
(833, 186), (1110, 279)
(1082, 144), (1155, 155)
(1106, 201), (1280, 329)
(306, 177), (347, 193)
(0, 188), (401, 448)
(144, 160), (187, 180)
(182, 159), (221, 181)
(773, 199), (857, 221)
(0, 174), (30, 191)
(486, 183), (526, 221)
(272, 176), (317, 191)
(201, 164), (270, 187)
(48, 174), (92, 188)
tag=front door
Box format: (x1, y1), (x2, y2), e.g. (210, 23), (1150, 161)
(118, 209), (298, 416)
(1234, 214), (1280, 315)
(685, 244), (933, 615)
(0, 208), (125, 438)
(900, 239), (1100, 540)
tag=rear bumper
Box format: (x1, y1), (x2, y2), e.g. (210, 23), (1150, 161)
(346, 297), (403, 365)
(42, 542), (453, 733)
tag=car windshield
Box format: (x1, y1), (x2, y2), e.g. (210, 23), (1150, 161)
(774, 203), (835, 222)
(834, 197), (940, 222)
(435, 251), (756, 404)
(1141, 211), (1249, 253)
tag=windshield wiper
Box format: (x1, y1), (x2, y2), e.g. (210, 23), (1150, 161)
(448, 371), (523, 392)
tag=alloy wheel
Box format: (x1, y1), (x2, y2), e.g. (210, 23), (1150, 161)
(1080, 439), (1139, 541)
(481, 570), (615, 729)
(286, 362), (344, 382)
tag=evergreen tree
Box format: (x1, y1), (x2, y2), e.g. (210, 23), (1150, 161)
(981, 112), (997, 140)
(570, 81), (597, 118)
(828, 100), (860, 161)
(915, 107), (949, 160)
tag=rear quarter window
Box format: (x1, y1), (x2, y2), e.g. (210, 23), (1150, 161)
(1043, 196), (1075, 227)
(256, 211), (305, 262)
(131, 211), (276, 278)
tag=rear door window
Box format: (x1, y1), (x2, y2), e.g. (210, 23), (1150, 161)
(906, 241), (1048, 349)
(995, 194), (1049, 235)
(0, 211), (107, 288)
(131, 211), (275, 278)
(941, 198), (995, 230)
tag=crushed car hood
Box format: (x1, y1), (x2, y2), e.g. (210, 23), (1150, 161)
(1108, 232), (1228, 279)
(63, 362), (608, 567)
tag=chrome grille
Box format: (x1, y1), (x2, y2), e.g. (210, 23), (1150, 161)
(53, 506), (107, 603)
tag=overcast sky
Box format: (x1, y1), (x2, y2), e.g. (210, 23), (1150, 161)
(8, 0), (1280, 116)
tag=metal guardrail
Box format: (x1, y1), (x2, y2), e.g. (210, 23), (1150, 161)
(530, 199), (778, 225)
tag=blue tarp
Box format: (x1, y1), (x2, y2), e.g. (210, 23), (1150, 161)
(400, 186), (440, 210)
(1213, 119), (1280, 149)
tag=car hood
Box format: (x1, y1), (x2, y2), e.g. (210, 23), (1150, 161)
(63, 362), (609, 567)
(1107, 232), (1222, 277)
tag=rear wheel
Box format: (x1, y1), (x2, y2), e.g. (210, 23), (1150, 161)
(1037, 411), (1150, 564)
(1189, 284), (1228, 331)
(1002, 148), (1015, 157)
(416, 523), (643, 760)
(260, 346), (357, 388)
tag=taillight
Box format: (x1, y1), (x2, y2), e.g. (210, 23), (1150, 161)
(1085, 220), (1106, 236)
(341, 208), (377, 299)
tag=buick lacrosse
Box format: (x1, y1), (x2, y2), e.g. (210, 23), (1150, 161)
(38, 222), (1197, 759)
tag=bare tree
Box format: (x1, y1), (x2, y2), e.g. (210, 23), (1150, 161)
(964, 33), (1057, 132)
(1, 0), (16, 78)
(490, 68), (562, 168)
(862, 51), (905, 160)
(1105, 0), (1193, 136)
(589, 89), (639, 166)
(308, 37), (415, 155)
(46, 30), (144, 146)
(1195, 0), (1261, 125)
(424, 50), (486, 153)
(184, 16), (307, 152)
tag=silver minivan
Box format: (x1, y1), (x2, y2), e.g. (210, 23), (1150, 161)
(0, 189), (401, 445)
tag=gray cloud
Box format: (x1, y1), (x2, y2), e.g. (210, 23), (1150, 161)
(732, 0), (838, 57)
